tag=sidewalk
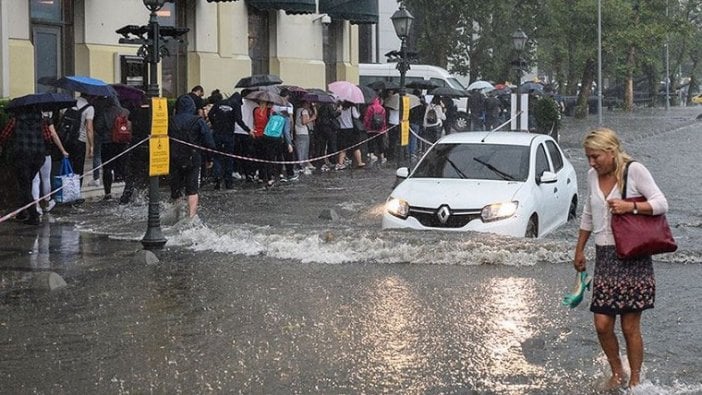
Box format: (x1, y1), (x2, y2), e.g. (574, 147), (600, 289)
(79, 153), (124, 201)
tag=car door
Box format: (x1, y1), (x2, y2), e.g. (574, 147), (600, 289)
(532, 142), (560, 234)
(545, 140), (574, 221)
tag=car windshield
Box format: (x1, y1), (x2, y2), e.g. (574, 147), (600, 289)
(412, 143), (530, 181)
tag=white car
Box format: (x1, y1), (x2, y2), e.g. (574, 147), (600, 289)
(382, 132), (578, 238)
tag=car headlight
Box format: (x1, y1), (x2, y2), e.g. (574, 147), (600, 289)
(481, 201), (519, 222)
(386, 197), (409, 219)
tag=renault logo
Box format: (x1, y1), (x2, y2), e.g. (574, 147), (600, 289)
(437, 205), (451, 224)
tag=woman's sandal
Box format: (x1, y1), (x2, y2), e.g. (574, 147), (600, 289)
(562, 271), (592, 308)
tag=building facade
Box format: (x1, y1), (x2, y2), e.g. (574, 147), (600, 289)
(0, 0), (379, 99)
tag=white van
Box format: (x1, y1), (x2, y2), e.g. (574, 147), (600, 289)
(359, 63), (471, 131)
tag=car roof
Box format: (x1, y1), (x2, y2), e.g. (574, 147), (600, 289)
(436, 131), (546, 146)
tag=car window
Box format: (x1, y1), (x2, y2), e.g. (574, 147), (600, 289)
(535, 144), (551, 178)
(412, 143), (530, 181)
(545, 141), (564, 172)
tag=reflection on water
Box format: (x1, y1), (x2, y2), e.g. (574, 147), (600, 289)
(477, 277), (544, 392)
(359, 276), (427, 392)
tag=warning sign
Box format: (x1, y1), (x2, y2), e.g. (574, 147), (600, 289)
(150, 97), (168, 136)
(149, 135), (170, 176)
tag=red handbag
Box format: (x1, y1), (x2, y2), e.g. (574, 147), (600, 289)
(611, 162), (677, 259)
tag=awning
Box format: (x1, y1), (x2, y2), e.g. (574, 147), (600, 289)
(206, 0), (240, 2)
(318, 0), (378, 24)
(245, 0), (316, 14)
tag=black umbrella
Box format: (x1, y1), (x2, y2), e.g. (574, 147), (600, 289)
(357, 84), (377, 104)
(429, 86), (469, 98)
(6, 92), (76, 112)
(406, 80), (440, 90)
(235, 74), (283, 88)
(367, 80), (400, 91)
(519, 81), (545, 94)
(301, 91), (336, 104)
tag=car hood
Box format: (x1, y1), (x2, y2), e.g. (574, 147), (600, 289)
(391, 178), (524, 209)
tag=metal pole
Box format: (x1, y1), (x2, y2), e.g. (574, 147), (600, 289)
(665, 0), (670, 110)
(597, 0), (603, 124)
(516, 56), (522, 131)
(141, 7), (166, 250)
(399, 37), (409, 169)
(394, 37), (410, 169)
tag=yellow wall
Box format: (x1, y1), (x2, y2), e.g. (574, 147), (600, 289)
(8, 39), (34, 97)
(188, 52), (251, 96)
(271, 58), (327, 90)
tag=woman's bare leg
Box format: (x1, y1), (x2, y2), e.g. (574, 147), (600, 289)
(594, 313), (626, 388)
(620, 312), (643, 387)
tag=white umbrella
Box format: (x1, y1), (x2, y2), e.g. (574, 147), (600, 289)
(467, 80), (495, 92)
(383, 93), (421, 110)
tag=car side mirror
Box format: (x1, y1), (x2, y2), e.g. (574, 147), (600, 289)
(395, 167), (409, 179)
(538, 171), (557, 185)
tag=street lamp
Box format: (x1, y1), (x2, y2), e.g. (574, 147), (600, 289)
(512, 28), (528, 131)
(142, 0), (167, 250)
(390, 3), (414, 169)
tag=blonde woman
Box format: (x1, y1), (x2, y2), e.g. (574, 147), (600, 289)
(573, 128), (669, 389)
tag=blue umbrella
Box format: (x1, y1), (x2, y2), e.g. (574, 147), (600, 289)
(5, 92), (76, 112)
(56, 75), (116, 97)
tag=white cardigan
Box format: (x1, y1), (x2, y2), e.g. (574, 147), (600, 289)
(580, 161), (668, 246)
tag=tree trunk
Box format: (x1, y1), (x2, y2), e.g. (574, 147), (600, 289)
(575, 57), (595, 119)
(624, 46), (636, 112)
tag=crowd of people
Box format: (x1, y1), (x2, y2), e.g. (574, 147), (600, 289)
(2, 80), (564, 225)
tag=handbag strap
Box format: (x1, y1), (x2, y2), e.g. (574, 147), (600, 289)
(621, 160), (635, 199)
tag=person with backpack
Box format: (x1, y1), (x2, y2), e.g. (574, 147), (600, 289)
(363, 96), (387, 166)
(208, 91), (244, 190)
(311, 101), (340, 171)
(60, 92), (94, 186)
(169, 94), (215, 219)
(262, 108), (292, 187)
(92, 95), (130, 200)
(250, 100), (273, 184)
(423, 96), (446, 143)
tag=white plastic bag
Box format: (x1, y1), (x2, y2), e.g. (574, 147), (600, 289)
(53, 158), (81, 203)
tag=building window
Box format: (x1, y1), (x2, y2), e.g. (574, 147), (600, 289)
(31, 0), (73, 93)
(157, 2), (187, 98)
(323, 22), (341, 85)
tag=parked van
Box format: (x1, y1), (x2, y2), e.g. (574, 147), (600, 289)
(359, 63), (471, 131)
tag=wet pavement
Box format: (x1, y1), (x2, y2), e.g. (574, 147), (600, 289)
(1, 106), (702, 394)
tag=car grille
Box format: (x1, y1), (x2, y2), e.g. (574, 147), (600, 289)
(408, 206), (482, 228)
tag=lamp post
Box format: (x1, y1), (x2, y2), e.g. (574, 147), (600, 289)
(141, 0), (167, 250)
(512, 28), (528, 131)
(391, 3), (414, 169)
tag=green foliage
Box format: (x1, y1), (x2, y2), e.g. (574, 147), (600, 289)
(402, 0), (702, 111)
(534, 96), (561, 134)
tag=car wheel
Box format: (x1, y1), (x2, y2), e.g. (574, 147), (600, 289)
(525, 215), (538, 238)
(567, 196), (578, 221)
(453, 112), (470, 132)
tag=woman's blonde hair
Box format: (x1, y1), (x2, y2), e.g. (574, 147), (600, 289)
(583, 127), (632, 193)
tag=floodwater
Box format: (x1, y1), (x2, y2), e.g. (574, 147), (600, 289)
(1, 112), (701, 394)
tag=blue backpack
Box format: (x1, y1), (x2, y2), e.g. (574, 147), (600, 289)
(263, 114), (286, 139)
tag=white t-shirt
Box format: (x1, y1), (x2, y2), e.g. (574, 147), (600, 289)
(337, 106), (360, 129)
(75, 96), (94, 143)
(235, 98), (257, 135)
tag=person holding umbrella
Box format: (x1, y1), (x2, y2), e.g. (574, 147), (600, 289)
(7, 106), (53, 225)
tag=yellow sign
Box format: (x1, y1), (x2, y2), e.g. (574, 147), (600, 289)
(149, 135), (170, 176)
(400, 120), (409, 146)
(401, 96), (410, 121)
(150, 97), (169, 136)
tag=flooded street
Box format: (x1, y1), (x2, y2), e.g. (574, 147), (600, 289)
(1, 108), (702, 393)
